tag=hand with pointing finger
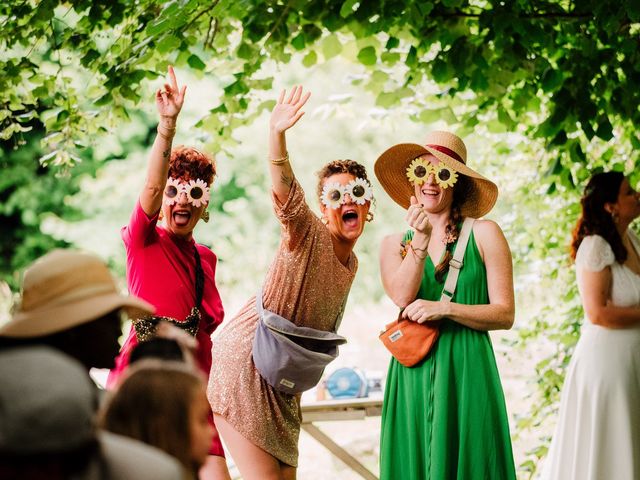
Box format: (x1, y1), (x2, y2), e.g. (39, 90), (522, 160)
(155, 65), (187, 121)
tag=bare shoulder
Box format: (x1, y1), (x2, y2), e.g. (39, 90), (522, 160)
(472, 218), (505, 242)
(471, 218), (509, 259)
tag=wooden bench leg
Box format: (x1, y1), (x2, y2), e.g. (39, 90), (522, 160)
(301, 423), (379, 480)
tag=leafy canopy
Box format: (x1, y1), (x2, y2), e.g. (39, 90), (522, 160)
(2, 0), (640, 178)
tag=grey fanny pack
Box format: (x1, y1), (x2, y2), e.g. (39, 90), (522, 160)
(252, 289), (347, 395)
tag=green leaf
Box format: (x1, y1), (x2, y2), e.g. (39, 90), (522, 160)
(541, 68), (563, 92)
(81, 49), (100, 67)
(146, 18), (173, 36)
(237, 43), (253, 60)
(187, 54), (206, 70)
(340, 0), (359, 18)
(357, 46), (377, 66)
(157, 35), (182, 54)
(595, 116), (613, 140)
(302, 50), (317, 67)
(381, 52), (400, 64)
(385, 36), (399, 49)
(291, 34), (306, 50)
(405, 46), (417, 67)
(94, 93), (112, 107)
(376, 91), (399, 108)
(322, 35), (342, 59)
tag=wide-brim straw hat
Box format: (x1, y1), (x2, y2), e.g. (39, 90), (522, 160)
(0, 249), (154, 338)
(374, 131), (498, 218)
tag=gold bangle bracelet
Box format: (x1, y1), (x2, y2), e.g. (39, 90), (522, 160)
(157, 126), (175, 141)
(270, 151), (289, 166)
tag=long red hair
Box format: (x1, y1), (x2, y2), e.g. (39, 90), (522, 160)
(570, 171), (626, 263)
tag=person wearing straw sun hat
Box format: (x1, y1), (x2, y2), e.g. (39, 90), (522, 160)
(376, 130), (516, 480)
(0, 248), (153, 371)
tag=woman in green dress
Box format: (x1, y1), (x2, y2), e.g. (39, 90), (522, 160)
(375, 131), (516, 480)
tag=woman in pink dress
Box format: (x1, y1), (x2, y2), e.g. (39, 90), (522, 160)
(107, 67), (228, 479)
(208, 86), (374, 479)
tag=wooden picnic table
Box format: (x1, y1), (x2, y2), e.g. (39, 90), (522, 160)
(300, 396), (383, 480)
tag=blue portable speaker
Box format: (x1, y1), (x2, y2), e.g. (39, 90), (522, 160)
(325, 367), (368, 399)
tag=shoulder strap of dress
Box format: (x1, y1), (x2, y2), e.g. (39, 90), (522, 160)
(440, 217), (475, 303)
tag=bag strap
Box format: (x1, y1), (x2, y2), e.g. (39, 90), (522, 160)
(257, 287), (347, 333)
(440, 217), (475, 303)
(193, 245), (204, 309)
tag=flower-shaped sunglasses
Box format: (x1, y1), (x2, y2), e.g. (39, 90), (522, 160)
(321, 177), (374, 209)
(406, 157), (458, 189)
(163, 177), (210, 208)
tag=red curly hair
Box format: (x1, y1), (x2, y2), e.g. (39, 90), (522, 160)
(168, 146), (216, 185)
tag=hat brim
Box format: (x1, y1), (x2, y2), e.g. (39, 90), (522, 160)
(0, 293), (154, 338)
(374, 143), (498, 218)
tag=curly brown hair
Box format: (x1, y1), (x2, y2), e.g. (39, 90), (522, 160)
(168, 146), (216, 185)
(570, 171), (626, 263)
(316, 159), (370, 199)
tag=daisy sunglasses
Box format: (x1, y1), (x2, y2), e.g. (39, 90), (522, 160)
(406, 157), (458, 189)
(321, 178), (373, 209)
(163, 177), (211, 208)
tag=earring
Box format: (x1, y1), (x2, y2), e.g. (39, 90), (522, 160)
(201, 210), (210, 223)
(321, 216), (329, 225)
(159, 210), (164, 221)
(609, 210), (620, 225)
(366, 211), (374, 223)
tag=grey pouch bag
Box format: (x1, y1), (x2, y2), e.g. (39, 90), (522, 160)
(252, 289), (347, 394)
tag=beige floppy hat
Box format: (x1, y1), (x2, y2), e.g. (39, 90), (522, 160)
(374, 131), (498, 218)
(0, 249), (154, 338)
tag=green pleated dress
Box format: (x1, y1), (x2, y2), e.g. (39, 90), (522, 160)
(380, 229), (516, 480)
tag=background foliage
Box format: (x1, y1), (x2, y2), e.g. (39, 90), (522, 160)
(3, 1), (640, 477)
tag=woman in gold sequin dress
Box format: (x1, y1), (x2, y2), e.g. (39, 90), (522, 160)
(207, 86), (373, 479)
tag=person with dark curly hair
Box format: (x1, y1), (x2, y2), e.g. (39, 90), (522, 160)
(541, 171), (640, 480)
(208, 86), (374, 479)
(106, 67), (228, 479)
(374, 131), (516, 480)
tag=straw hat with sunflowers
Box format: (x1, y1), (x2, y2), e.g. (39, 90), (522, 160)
(374, 131), (498, 218)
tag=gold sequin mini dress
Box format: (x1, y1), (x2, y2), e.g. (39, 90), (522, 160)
(208, 180), (357, 466)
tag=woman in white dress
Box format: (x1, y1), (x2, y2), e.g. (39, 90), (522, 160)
(542, 171), (640, 480)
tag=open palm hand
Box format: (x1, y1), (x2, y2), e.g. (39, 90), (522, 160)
(270, 86), (311, 134)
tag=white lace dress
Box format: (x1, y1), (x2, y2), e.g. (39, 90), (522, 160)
(541, 234), (640, 480)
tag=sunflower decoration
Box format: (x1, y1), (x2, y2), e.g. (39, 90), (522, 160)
(321, 182), (345, 209)
(406, 158), (431, 185)
(433, 163), (458, 189)
(163, 177), (183, 206)
(346, 177), (373, 205)
(186, 179), (211, 207)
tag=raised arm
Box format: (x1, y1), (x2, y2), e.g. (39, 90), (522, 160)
(140, 66), (187, 216)
(380, 196), (432, 307)
(268, 86), (311, 204)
